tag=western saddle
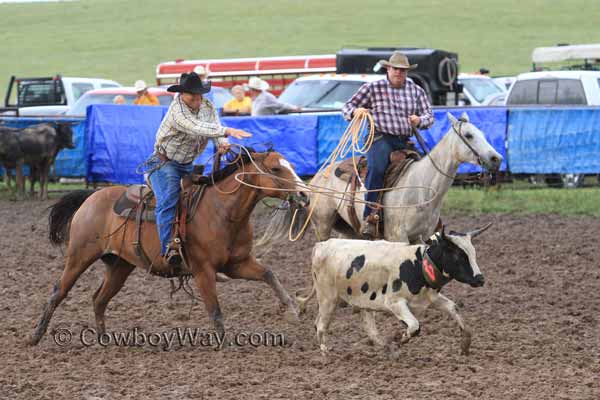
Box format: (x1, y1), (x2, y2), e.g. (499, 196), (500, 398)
(334, 147), (421, 238)
(111, 168), (210, 277)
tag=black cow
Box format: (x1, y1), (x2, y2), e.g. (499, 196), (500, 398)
(0, 126), (25, 193)
(0, 123), (75, 199)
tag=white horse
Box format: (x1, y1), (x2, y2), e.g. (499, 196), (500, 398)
(257, 112), (502, 250)
(306, 112), (503, 243)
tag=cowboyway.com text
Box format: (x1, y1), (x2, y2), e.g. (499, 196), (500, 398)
(52, 326), (288, 350)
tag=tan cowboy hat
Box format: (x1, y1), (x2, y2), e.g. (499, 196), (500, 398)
(134, 80), (148, 92)
(193, 65), (209, 76)
(246, 76), (270, 91)
(379, 51), (417, 69)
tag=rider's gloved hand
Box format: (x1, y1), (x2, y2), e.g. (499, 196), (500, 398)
(409, 115), (421, 128)
(353, 107), (370, 118)
(225, 128), (252, 139)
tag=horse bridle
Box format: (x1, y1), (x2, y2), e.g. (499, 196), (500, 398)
(421, 120), (486, 180)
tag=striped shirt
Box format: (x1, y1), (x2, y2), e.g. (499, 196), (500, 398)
(342, 78), (434, 136)
(154, 95), (228, 164)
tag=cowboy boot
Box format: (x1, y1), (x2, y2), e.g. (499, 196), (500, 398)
(165, 237), (183, 266)
(360, 213), (379, 240)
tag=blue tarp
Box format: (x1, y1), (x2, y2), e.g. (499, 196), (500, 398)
(9, 106), (600, 183)
(0, 116), (86, 177)
(316, 108), (508, 173)
(423, 108), (508, 173)
(85, 105), (319, 184)
(507, 108), (600, 174)
(216, 114), (318, 176)
(86, 104), (168, 184)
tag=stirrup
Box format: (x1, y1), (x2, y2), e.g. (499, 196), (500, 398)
(165, 248), (183, 266)
(360, 213), (379, 240)
(165, 237), (183, 266)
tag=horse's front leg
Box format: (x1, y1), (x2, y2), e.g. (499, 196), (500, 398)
(192, 265), (224, 336)
(226, 257), (299, 319)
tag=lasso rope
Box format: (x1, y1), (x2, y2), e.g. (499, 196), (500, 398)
(231, 112), (437, 241)
(285, 110), (376, 240)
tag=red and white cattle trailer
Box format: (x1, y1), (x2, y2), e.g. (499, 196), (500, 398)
(155, 54), (336, 96)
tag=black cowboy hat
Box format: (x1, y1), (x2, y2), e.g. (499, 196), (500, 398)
(167, 72), (211, 94)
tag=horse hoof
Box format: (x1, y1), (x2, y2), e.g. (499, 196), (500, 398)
(216, 273), (231, 283)
(460, 329), (472, 355)
(25, 335), (40, 346)
(297, 303), (306, 315)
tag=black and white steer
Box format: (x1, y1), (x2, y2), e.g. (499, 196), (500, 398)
(303, 225), (491, 355)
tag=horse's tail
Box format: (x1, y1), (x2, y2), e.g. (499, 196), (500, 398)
(254, 200), (309, 257)
(48, 190), (95, 245)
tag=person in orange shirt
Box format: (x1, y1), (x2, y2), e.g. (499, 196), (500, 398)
(133, 80), (160, 106)
(223, 85), (252, 115)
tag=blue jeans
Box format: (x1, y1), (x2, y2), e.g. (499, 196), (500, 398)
(148, 160), (193, 255)
(364, 134), (408, 218)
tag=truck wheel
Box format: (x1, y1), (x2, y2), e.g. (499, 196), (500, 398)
(545, 173), (583, 188)
(527, 175), (543, 185)
(561, 174), (584, 189)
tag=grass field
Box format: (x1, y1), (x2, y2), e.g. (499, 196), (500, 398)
(1, 0), (599, 96)
(2, 180), (600, 216)
(443, 185), (600, 216)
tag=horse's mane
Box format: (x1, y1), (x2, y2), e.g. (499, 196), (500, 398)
(207, 148), (269, 184)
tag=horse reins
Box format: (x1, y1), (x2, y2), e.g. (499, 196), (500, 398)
(414, 120), (487, 182)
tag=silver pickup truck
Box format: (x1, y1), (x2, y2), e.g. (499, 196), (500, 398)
(2, 75), (121, 116)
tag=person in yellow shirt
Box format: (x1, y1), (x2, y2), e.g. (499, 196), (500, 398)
(222, 85), (252, 115)
(133, 80), (160, 106)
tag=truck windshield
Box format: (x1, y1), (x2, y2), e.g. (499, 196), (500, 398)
(460, 78), (504, 104)
(279, 80), (364, 109)
(16, 80), (66, 106)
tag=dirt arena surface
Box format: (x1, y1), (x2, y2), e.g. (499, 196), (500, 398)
(0, 197), (598, 399)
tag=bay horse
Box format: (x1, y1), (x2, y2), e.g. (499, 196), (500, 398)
(27, 150), (308, 346)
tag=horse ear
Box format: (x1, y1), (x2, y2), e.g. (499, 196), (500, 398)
(447, 112), (458, 126)
(459, 111), (470, 123)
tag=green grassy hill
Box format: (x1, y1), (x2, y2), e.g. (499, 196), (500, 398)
(1, 0), (599, 96)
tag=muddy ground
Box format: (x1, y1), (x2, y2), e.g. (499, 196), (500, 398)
(0, 197), (598, 399)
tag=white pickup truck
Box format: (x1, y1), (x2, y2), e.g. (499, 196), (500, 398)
(1, 75), (121, 116)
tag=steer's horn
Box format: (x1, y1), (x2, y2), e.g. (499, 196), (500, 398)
(467, 222), (493, 238)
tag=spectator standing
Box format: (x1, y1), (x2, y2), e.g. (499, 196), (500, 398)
(246, 77), (300, 116)
(193, 66), (210, 80)
(133, 80), (160, 106)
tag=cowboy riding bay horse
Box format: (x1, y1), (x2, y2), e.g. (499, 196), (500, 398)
(27, 150), (307, 346)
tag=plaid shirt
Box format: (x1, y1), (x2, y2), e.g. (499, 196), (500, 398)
(342, 78), (434, 136)
(154, 95), (228, 164)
